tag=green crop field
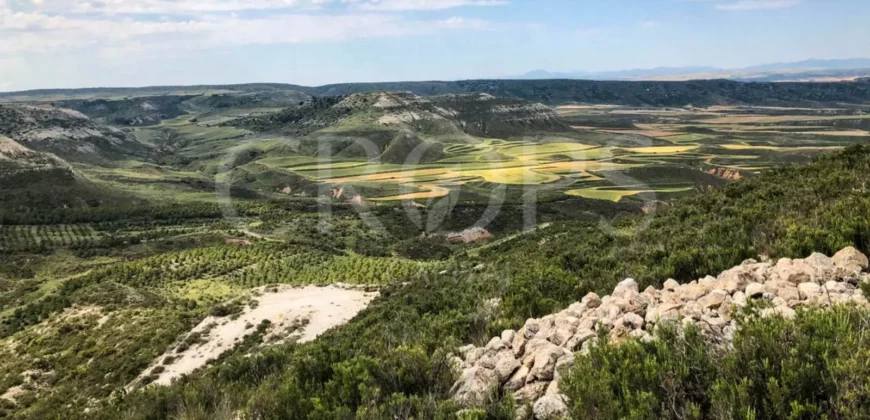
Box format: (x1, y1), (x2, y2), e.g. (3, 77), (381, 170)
(45, 100), (865, 208)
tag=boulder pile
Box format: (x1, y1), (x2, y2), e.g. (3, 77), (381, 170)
(451, 247), (870, 419)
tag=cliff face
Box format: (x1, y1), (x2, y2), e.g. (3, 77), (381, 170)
(451, 247), (870, 419)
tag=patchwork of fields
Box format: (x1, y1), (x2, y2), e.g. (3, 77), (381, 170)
(240, 105), (864, 203)
(80, 103), (870, 206)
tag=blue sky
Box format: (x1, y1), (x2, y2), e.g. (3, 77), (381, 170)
(0, 0), (868, 91)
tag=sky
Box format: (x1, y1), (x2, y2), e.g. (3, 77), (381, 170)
(0, 0), (868, 91)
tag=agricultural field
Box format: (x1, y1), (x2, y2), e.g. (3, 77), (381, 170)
(73, 101), (865, 208)
(2, 80), (870, 419)
(187, 103), (865, 205)
(10, 92), (860, 213)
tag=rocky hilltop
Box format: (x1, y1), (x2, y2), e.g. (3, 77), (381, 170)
(229, 91), (568, 138)
(0, 135), (71, 173)
(0, 104), (147, 162)
(451, 247), (870, 419)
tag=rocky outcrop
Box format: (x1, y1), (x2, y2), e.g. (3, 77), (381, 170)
(451, 247), (870, 418)
(0, 104), (145, 161)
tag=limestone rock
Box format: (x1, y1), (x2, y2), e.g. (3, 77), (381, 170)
(732, 291), (748, 308)
(553, 355), (575, 382)
(613, 278), (639, 297)
(619, 312), (645, 330)
(698, 290), (729, 309)
(804, 252), (835, 283)
(511, 330), (527, 358)
(476, 355), (496, 369)
(824, 281), (847, 294)
(528, 342), (566, 381)
(452, 366), (499, 404)
(514, 381), (548, 402)
(744, 283), (765, 298)
(776, 286), (800, 303)
(681, 300), (703, 320)
(798, 282), (822, 300)
(533, 394), (569, 419)
(645, 302), (682, 324)
(485, 337), (507, 355)
(772, 258), (814, 284)
(466, 348), (484, 366)
(581, 292), (601, 309)
(716, 266), (761, 292)
(677, 283), (707, 301)
(523, 319), (541, 340)
(833, 247), (868, 279)
(545, 379), (562, 396)
(564, 329), (596, 351)
(501, 330), (516, 346)
(503, 365), (530, 392)
(451, 247), (869, 409)
(494, 355), (521, 383)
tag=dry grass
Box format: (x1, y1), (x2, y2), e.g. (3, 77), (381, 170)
(602, 129), (685, 138)
(700, 114), (870, 124)
(565, 186), (692, 202)
(625, 145), (699, 154)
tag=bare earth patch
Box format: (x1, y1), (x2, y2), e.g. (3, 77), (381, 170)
(139, 285), (378, 386)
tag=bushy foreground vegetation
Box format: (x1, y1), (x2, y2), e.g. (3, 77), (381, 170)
(2, 139), (870, 419)
(487, 145), (870, 321)
(562, 305), (870, 419)
(64, 146), (868, 420)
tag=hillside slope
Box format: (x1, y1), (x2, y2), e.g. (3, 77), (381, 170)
(228, 91), (568, 163)
(0, 104), (150, 162)
(314, 79), (870, 106)
(0, 135), (129, 211)
(58, 95), (196, 126)
(6, 79), (870, 107)
(230, 91), (567, 137)
(90, 146), (870, 420)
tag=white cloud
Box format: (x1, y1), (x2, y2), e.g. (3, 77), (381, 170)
(434, 16), (492, 30)
(716, 0), (800, 11)
(0, 9), (494, 54)
(353, 0), (507, 11)
(9, 0), (506, 15)
(640, 20), (661, 28)
(14, 0), (322, 15)
(0, 0), (505, 55)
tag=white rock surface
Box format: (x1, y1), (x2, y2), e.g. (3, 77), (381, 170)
(451, 248), (870, 417)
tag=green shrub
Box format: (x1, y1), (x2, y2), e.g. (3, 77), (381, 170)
(561, 306), (870, 419)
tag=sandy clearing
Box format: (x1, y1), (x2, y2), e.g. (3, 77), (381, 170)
(141, 285), (378, 386)
(369, 184), (451, 201)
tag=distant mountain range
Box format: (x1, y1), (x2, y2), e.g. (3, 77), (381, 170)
(519, 58), (870, 82)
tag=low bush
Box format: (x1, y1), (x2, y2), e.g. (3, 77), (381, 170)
(561, 306), (870, 419)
